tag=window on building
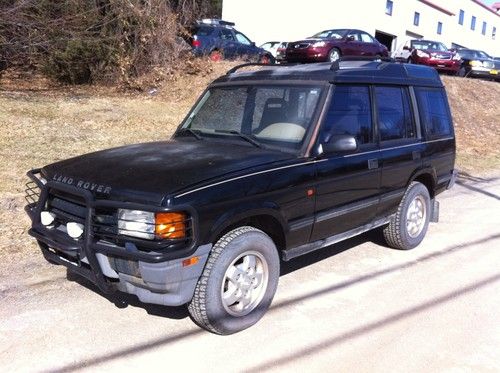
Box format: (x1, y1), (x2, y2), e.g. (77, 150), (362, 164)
(482, 22), (487, 35)
(321, 86), (373, 145)
(385, 0), (393, 16)
(458, 10), (464, 25)
(471, 16), (476, 31)
(437, 22), (443, 35)
(414, 12), (420, 26)
(415, 88), (452, 139)
(375, 87), (415, 142)
(493, 27), (497, 40)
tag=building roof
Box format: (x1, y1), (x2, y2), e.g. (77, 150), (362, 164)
(213, 61), (443, 88)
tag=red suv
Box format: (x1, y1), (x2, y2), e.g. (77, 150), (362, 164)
(285, 29), (388, 63)
(407, 40), (460, 74)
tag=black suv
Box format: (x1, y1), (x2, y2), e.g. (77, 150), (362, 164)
(25, 59), (456, 335)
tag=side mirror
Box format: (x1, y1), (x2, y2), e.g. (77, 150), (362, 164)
(251, 42), (256, 46)
(403, 46), (410, 51)
(346, 35), (355, 42)
(322, 135), (358, 154)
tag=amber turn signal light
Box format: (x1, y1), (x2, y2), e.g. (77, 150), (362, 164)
(155, 212), (186, 239)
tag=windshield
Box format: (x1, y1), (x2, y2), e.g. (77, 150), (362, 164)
(180, 85), (324, 152)
(411, 40), (448, 51)
(312, 29), (348, 39)
(458, 50), (490, 59)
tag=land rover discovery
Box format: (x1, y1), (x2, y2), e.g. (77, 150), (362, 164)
(25, 59), (457, 334)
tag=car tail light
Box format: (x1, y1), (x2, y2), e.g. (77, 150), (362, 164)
(192, 36), (201, 48)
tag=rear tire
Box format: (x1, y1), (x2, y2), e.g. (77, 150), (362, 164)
(188, 226), (280, 335)
(383, 182), (431, 250)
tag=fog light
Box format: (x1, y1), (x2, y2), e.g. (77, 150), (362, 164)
(67, 222), (84, 239)
(41, 211), (55, 226)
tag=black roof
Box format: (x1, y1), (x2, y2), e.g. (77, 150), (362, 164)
(212, 61), (443, 87)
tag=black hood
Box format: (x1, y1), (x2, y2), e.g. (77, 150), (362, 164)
(42, 139), (292, 205)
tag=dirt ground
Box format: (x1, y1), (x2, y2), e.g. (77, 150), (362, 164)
(0, 66), (499, 372)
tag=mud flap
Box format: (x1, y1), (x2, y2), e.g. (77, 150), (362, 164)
(430, 199), (439, 223)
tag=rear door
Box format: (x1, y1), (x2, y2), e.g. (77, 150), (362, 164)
(311, 84), (381, 241)
(219, 28), (238, 58)
(359, 32), (380, 56)
(375, 85), (423, 218)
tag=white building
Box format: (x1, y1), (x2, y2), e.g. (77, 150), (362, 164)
(222, 0), (500, 56)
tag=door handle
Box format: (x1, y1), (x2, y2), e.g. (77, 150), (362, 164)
(368, 159), (379, 169)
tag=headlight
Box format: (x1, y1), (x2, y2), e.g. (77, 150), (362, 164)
(469, 60), (482, 67)
(312, 41), (327, 47)
(117, 209), (187, 240)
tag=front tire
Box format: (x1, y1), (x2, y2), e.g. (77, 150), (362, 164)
(328, 48), (341, 62)
(383, 182), (431, 250)
(188, 226), (280, 335)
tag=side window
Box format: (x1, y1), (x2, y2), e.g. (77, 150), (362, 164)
(220, 29), (235, 41)
(235, 32), (252, 45)
(320, 85), (373, 145)
(375, 86), (415, 141)
(415, 88), (452, 138)
(360, 32), (374, 43)
(346, 31), (360, 41)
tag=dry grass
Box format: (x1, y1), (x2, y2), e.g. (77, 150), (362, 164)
(0, 66), (498, 261)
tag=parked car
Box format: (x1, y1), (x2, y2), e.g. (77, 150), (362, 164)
(285, 29), (389, 63)
(401, 39), (460, 74)
(190, 19), (274, 63)
(259, 41), (282, 58)
(275, 42), (289, 63)
(25, 59), (456, 335)
(455, 49), (499, 80)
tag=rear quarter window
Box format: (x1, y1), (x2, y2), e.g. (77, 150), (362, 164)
(415, 88), (453, 139)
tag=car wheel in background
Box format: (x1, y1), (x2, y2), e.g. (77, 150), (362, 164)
(328, 48), (341, 62)
(258, 54), (275, 65)
(457, 66), (467, 77)
(209, 50), (223, 62)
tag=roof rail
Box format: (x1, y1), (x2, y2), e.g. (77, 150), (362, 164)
(197, 19), (235, 27)
(330, 56), (395, 71)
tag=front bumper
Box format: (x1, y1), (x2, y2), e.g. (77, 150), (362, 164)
(25, 169), (210, 306)
(415, 57), (460, 72)
(468, 66), (499, 80)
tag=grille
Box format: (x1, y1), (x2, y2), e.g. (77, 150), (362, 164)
(433, 54), (451, 60)
(25, 181), (41, 206)
(48, 191), (87, 225)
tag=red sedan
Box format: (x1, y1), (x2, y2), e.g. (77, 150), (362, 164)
(408, 40), (461, 74)
(285, 28), (389, 63)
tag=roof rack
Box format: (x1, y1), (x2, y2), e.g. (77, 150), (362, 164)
(330, 56), (395, 71)
(197, 19), (235, 27)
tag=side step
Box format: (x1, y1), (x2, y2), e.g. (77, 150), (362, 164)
(282, 216), (392, 261)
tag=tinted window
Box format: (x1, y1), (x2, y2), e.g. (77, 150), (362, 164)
(375, 86), (415, 141)
(195, 26), (213, 37)
(321, 86), (372, 144)
(220, 29), (235, 41)
(415, 88), (452, 138)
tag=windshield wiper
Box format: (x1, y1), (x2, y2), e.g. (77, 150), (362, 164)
(214, 130), (262, 148)
(177, 128), (202, 140)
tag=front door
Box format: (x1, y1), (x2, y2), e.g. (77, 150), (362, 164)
(311, 84), (381, 241)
